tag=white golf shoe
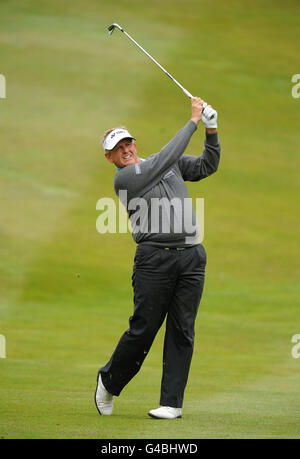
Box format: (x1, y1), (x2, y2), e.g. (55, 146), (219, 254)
(148, 406), (182, 419)
(94, 372), (114, 415)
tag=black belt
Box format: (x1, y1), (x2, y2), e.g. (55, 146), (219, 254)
(138, 244), (195, 251)
(163, 247), (187, 251)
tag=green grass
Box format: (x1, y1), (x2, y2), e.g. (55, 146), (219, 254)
(0, 0), (300, 439)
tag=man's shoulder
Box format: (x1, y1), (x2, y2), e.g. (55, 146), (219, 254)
(113, 158), (146, 191)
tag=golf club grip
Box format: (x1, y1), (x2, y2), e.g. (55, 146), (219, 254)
(168, 79), (215, 120)
(173, 87), (215, 121)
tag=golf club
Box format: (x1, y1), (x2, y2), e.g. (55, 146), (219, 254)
(108, 23), (215, 119)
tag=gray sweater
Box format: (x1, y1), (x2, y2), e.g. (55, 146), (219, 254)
(114, 120), (221, 247)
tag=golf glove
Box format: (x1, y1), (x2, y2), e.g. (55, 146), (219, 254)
(202, 106), (218, 129)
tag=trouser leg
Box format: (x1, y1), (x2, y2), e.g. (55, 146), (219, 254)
(160, 245), (206, 408)
(100, 246), (176, 396)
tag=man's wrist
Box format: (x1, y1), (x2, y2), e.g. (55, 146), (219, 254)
(206, 128), (217, 134)
(190, 117), (200, 125)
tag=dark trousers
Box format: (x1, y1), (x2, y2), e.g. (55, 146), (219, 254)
(100, 244), (206, 408)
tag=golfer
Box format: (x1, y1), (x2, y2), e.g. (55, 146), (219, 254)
(95, 97), (220, 419)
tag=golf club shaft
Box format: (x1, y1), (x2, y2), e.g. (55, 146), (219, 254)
(120, 28), (194, 99)
(108, 24), (213, 116)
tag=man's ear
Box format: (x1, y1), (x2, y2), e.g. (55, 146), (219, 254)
(105, 152), (114, 163)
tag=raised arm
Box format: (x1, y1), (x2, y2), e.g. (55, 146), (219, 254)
(114, 121), (197, 199)
(178, 98), (220, 181)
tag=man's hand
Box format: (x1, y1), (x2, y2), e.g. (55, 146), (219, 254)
(190, 97), (218, 133)
(190, 97), (204, 125)
(201, 105), (218, 132)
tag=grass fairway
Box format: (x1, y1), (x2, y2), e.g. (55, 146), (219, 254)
(1, 0), (300, 439)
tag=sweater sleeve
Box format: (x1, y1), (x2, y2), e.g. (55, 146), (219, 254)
(114, 120), (197, 199)
(178, 131), (221, 181)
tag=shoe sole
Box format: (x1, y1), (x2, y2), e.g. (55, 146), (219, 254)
(94, 371), (102, 416)
(148, 412), (182, 419)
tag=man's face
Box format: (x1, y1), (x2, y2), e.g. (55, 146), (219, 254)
(105, 138), (140, 169)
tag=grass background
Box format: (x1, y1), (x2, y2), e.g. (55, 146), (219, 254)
(0, 0), (299, 439)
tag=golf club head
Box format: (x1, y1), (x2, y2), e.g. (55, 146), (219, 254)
(108, 23), (124, 35)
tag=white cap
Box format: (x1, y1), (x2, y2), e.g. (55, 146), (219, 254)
(103, 128), (136, 151)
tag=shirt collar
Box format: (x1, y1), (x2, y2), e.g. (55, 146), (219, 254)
(116, 157), (145, 171)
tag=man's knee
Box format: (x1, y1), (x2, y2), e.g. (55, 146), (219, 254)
(127, 314), (161, 340)
(170, 321), (195, 346)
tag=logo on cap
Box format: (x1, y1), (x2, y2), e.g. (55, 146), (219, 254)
(111, 130), (126, 139)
